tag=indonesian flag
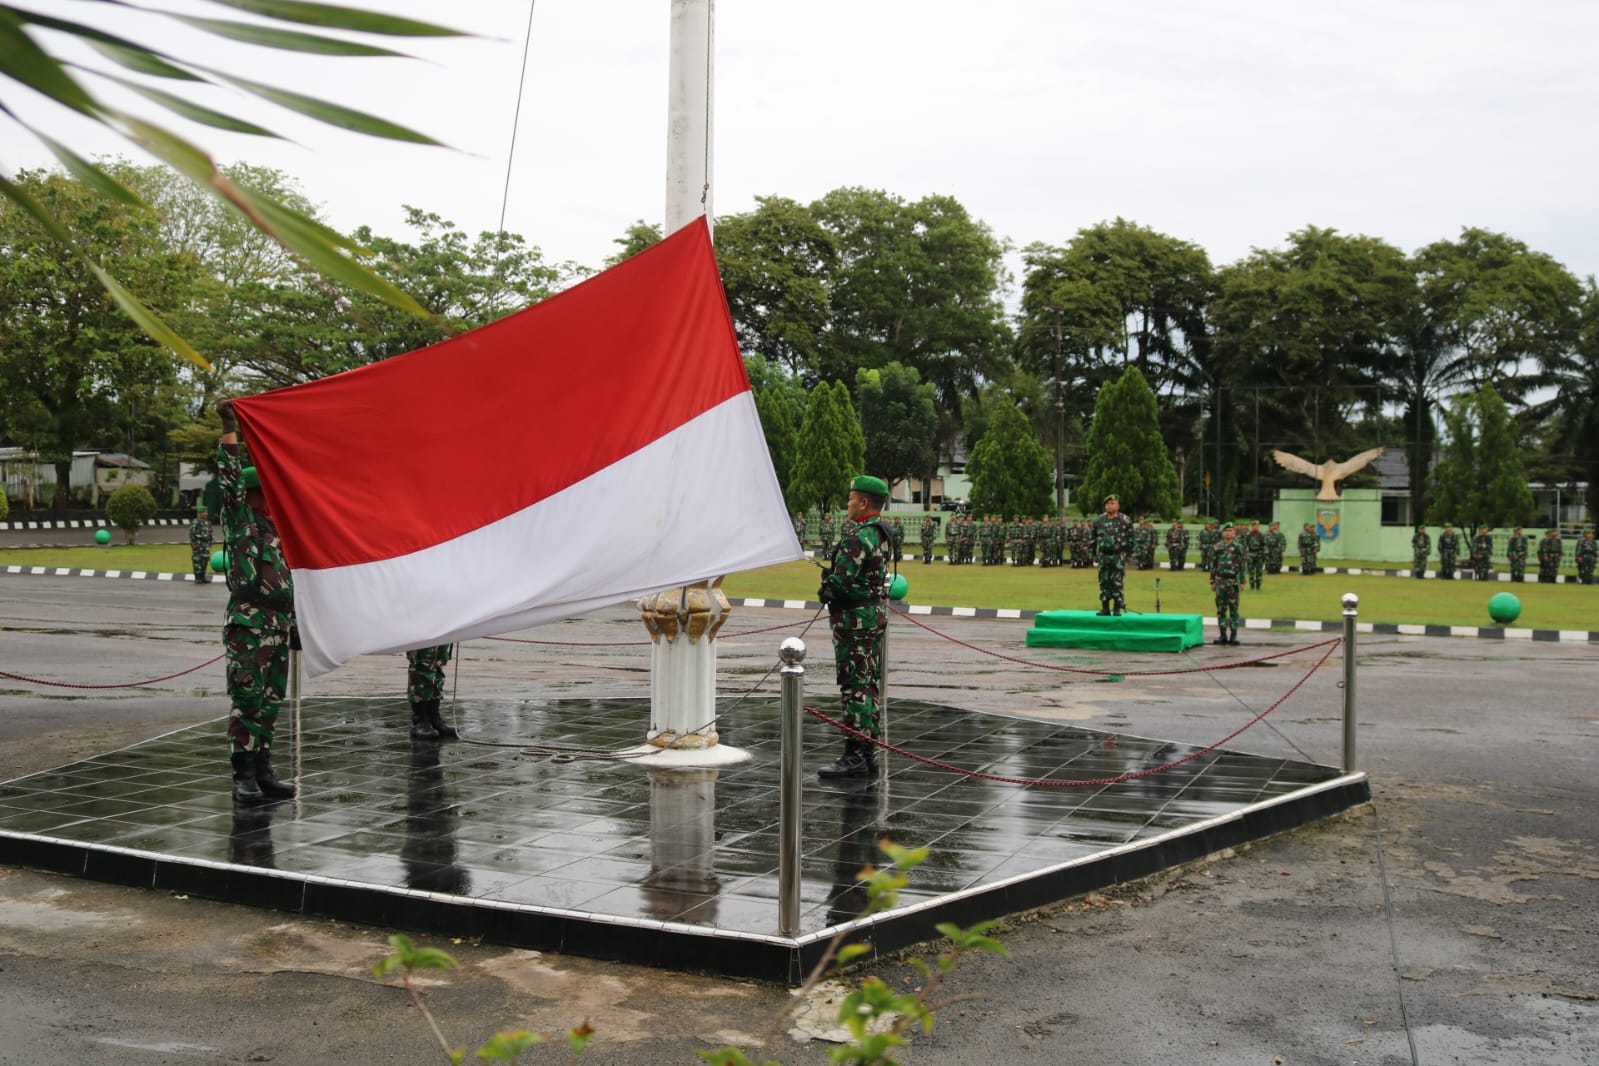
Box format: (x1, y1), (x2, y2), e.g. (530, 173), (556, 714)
(232, 218), (802, 675)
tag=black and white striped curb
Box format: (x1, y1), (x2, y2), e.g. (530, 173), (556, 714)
(720, 597), (1598, 644)
(4, 565), (1593, 643)
(0, 517), (195, 530)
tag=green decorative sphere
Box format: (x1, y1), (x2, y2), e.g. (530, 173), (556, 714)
(93, 529), (111, 545)
(209, 549), (230, 573)
(889, 574), (909, 600)
(1487, 592), (1521, 625)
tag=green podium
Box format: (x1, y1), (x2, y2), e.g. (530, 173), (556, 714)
(1024, 610), (1205, 653)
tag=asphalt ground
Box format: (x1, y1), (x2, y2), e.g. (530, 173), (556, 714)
(0, 574), (1595, 1065)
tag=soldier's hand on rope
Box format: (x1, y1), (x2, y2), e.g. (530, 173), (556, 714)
(216, 398), (238, 435)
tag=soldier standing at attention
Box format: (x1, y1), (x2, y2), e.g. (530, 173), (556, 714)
(818, 511), (835, 558)
(1297, 523), (1320, 575)
(793, 512), (808, 552)
(1266, 521), (1287, 574)
(189, 504), (213, 584)
(1199, 521), (1219, 572)
(1210, 522), (1248, 646)
(919, 514), (937, 563)
(1470, 525), (1494, 581)
(1244, 520), (1267, 590)
(1438, 523), (1460, 579)
(406, 645), (456, 740)
(816, 475), (891, 778)
(1537, 527), (1564, 583)
(1166, 519), (1189, 571)
(1411, 523), (1431, 578)
(1135, 519), (1156, 570)
(215, 399), (296, 804)
(890, 516), (905, 560)
(1093, 494), (1135, 615)
(1576, 527), (1596, 584)
(1506, 526), (1528, 582)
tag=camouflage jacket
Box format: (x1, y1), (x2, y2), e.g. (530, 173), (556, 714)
(1165, 526), (1189, 552)
(1092, 512), (1134, 560)
(1537, 535), (1563, 565)
(188, 514), (211, 549)
(1438, 532), (1460, 557)
(1297, 530), (1318, 554)
(1210, 539), (1248, 589)
(1506, 535), (1527, 562)
(820, 515), (889, 617)
(219, 443), (294, 628)
(1411, 530), (1431, 554)
(1244, 530), (1266, 559)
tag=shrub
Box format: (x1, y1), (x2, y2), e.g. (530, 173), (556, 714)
(0, 491), (8, 522)
(105, 484), (158, 544)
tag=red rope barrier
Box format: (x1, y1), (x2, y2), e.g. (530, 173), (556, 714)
(0, 653), (225, 690)
(481, 612), (820, 649)
(889, 605), (1339, 676)
(807, 636), (1340, 787)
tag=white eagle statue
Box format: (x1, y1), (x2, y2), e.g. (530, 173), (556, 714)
(1269, 446), (1386, 502)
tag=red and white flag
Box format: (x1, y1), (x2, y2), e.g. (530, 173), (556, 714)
(232, 219), (801, 675)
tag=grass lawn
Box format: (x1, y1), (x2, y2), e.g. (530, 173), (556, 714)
(4, 545), (1593, 630)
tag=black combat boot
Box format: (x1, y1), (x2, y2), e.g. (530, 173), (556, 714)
(410, 703), (440, 741)
(230, 750), (264, 804)
(1112, 598), (1124, 616)
(818, 737), (870, 778)
(1096, 599), (1111, 617)
(421, 699), (458, 740)
(253, 748), (295, 799)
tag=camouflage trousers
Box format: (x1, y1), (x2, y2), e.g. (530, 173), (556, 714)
(1169, 552), (1186, 571)
(1508, 558), (1525, 582)
(191, 539), (212, 582)
(1097, 558), (1126, 608)
(830, 605), (886, 737)
(406, 644), (454, 705)
(1300, 551), (1318, 575)
(1212, 582), (1241, 624)
(1413, 552), (1428, 577)
(1472, 558), (1491, 581)
(1579, 561), (1595, 584)
(1247, 556), (1265, 588)
(1438, 554), (1456, 579)
(225, 621), (290, 752)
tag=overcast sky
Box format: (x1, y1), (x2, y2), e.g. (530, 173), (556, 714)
(8, 0), (1599, 291)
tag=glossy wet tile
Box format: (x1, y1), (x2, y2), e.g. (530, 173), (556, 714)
(0, 695), (1364, 982)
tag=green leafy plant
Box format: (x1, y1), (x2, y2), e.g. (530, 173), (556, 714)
(0, 1), (465, 368)
(104, 483), (158, 544)
(373, 934), (594, 1065)
(699, 840), (1009, 1066)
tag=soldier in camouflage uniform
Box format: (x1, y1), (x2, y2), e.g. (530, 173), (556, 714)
(817, 475), (891, 778)
(793, 512), (808, 552)
(1437, 523), (1460, 579)
(189, 504), (213, 584)
(1411, 524), (1431, 578)
(1244, 521), (1266, 590)
(1165, 519), (1189, 571)
(1199, 521), (1220, 572)
(1576, 528), (1597, 585)
(1505, 526), (1527, 582)
(890, 517), (905, 559)
(1297, 523), (1320, 574)
(1209, 523), (1248, 645)
(1093, 494), (1135, 615)
(1265, 521), (1287, 574)
(818, 512), (835, 558)
(1470, 525), (1494, 581)
(216, 399), (296, 805)
(920, 515), (937, 563)
(1537, 528), (1563, 583)
(407, 644), (456, 740)
(1136, 520), (1156, 570)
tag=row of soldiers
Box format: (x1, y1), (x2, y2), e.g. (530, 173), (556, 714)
(1412, 524), (1598, 583)
(800, 513), (1325, 577)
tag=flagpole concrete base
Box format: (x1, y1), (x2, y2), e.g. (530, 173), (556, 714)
(639, 579), (737, 758)
(622, 743), (753, 768)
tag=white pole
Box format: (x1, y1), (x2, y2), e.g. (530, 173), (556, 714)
(666, 0), (713, 235)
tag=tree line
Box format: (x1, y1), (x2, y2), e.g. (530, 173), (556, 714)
(2, 164), (1594, 524)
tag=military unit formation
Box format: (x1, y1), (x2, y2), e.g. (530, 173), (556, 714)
(795, 512), (1598, 584)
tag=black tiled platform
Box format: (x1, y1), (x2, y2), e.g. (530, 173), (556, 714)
(0, 697), (1367, 983)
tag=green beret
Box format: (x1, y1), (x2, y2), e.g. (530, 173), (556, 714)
(240, 466), (260, 491)
(1220, 522), (1234, 531)
(850, 475), (889, 497)
(1104, 494), (1118, 503)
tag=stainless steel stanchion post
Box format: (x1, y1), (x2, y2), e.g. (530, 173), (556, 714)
(778, 637), (806, 936)
(1341, 593), (1358, 771)
(289, 647), (303, 791)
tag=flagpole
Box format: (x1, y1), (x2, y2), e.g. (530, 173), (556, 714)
(637, 0), (744, 766)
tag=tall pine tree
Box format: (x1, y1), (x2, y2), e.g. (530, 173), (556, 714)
(1080, 366), (1181, 517)
(967, 399), (1053, 518)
